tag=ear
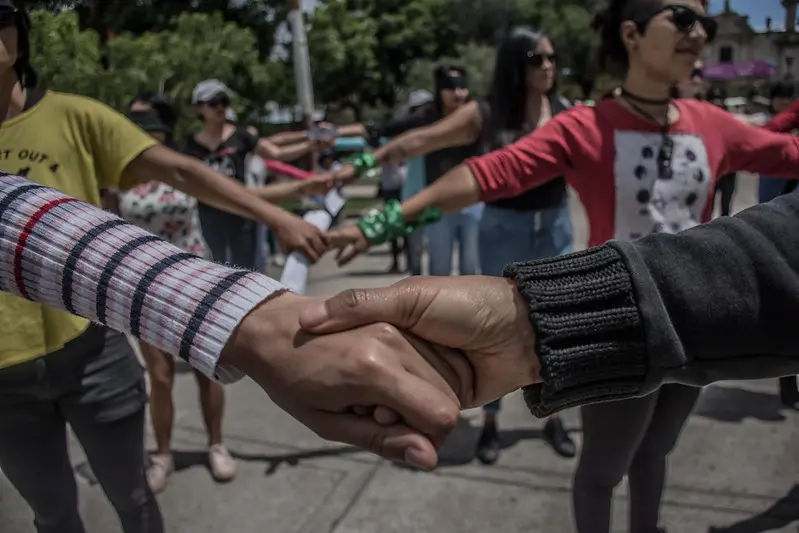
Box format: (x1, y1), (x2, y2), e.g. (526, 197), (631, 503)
(620, 20), (642, 53)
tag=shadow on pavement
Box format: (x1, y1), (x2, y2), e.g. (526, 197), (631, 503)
(693, 385), (788, 423)
(394, 417), (579, 471)
(171, 446), (360, 476)
(708, 484), (799, 533)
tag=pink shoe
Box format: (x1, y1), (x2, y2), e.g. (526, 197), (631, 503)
(209, 444), (236, 482)
(146, 454), (174, 493)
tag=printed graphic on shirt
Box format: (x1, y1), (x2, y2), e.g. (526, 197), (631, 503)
(613, 131), (711, 241)
(204, 147), (237, 179)
(0, 148), (61, 178)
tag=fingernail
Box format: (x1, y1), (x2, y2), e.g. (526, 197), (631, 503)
(299, 303), (329, 328)
(404, 447), (430, 471)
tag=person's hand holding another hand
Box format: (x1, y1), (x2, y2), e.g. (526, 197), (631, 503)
(219, 292), (461, 470)
(325, 224), (370, 266)
(273, 212), (329, 263)
(298, 276), (541, 408)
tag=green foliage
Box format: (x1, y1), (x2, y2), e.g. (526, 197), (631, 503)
(28, 9), (292, 138)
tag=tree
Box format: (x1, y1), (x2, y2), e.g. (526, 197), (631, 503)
(304, 0), (466, 118)
(27, 9), (292, 138)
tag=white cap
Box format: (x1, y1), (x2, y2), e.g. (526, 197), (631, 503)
(225, 107), (238, 123)
(192, 79), (231, 104)
(408, 89), (433, 108)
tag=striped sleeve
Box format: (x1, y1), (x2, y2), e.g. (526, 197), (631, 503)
(0, 173), (287, 383)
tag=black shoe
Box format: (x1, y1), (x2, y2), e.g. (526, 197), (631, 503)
(543, 418), (576, 458)
(476, 424), (500, 465)
(779, 377), (799, 409)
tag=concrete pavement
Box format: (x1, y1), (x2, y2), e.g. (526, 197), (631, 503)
(2, 174), (799, 532)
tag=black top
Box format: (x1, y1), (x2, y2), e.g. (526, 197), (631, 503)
(479, 95), (569, 211)
(507, 191), (799, 417)
(182, 127), (259, 185)
(370, 104), (482, 186)
(181, 127), (259, 221)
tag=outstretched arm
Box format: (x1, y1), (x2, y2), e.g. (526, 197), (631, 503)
(0, 172), (459, 470)
(303, 192), (799, 416)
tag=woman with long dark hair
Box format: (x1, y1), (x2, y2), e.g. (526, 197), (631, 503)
(323, 0), (799, 530)
(326, 27), (579, 463)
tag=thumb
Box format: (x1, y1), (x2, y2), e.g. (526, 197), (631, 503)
(299, 287), (407, 333)
(311, 412), (439, 470)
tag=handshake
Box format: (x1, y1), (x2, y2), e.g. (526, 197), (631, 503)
(220, 275), (540, 471)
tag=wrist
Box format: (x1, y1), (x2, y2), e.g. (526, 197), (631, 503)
(509, 280), (541, 387)
(219, 292), (310, 382)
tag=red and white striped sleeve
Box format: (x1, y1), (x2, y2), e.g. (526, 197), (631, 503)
(0, 173), (287, 382)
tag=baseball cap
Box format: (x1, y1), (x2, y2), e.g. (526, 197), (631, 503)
(408, 89), (433, 108)
(192, 79), (231, 104)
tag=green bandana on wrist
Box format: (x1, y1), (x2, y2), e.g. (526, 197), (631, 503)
(357, 200), (443, 245)
(352, 152), (378, 179)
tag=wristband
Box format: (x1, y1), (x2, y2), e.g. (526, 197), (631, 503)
(356, 200), (443, 245)
(352, 152), (378, 179)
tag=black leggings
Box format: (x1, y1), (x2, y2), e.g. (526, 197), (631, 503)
(573, 384), (701, 533)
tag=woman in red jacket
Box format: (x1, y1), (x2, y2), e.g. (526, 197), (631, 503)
(327, 0), (799, 531)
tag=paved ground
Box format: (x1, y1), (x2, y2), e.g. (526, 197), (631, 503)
(2, 175), (799, 532)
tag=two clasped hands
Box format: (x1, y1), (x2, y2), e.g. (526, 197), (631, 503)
(219, 275), (540, 471)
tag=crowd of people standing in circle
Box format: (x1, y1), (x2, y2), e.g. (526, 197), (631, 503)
(1, 0), (798, 532)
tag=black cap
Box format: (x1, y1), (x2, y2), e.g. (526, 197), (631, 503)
(129, 110), (172, 134)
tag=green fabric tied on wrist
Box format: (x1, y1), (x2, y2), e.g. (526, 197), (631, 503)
(352, 152), (378, 179)
(357, 200), (443, 245)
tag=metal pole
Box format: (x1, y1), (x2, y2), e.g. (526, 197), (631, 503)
(288, 0), (317, 169)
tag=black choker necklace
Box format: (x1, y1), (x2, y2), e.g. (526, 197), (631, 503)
(620, 87), (670, 106)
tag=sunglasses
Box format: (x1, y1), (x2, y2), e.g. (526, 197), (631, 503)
(203, 96), (230, 109)
(691, 67), (704, 78)
(526, 52), (557, 69)
(637, 4), (717, 43)
(0, 7), (17, 30)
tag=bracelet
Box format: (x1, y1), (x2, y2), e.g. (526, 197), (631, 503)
(357, 200), (443, 245)
(352, 152), (378, 179)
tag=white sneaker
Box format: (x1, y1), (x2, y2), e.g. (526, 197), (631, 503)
(146, 454), (174, 493)
(209, 444), (236, 482)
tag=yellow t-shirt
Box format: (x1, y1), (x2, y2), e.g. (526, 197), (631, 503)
(0, 91), (157, 369)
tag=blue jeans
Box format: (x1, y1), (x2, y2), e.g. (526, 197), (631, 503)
(425, 204), (484, 276)
(479, 203), (574, 413)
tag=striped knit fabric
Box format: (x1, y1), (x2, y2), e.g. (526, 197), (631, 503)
(0, 173), (286, 382)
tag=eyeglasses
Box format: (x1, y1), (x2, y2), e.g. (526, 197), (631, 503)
(636, 4), (717, 43)
(0, 7), (17, 30)
(203, 96), (230, 109)
(526, 52), (557, 69)
(691, 67), (704, 79)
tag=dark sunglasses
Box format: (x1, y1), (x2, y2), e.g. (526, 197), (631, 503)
(526, 52), (557, 69)
(0, 7), (17, 30)
(636, 4), (717, 43)
(691, 67), (704, 79)
(203, 96), (230, 109)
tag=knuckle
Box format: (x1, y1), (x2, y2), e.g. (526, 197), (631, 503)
(338, 288), (368, 312)
(429, 403), (459, 432)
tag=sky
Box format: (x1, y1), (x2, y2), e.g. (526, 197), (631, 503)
(707, 0), (788, 30)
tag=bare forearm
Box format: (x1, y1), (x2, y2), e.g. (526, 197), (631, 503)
(401, 164), (481, 220)
(250, 181), (305, 201)
(272, 141), (313, 162)
(337, 124), (368, 137)
(268, 130), (308, 146)
(164, 158), (289, 228)
(374, 132), (431, 165)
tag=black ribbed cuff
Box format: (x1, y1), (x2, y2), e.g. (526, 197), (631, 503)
(504, 245), (648, 417)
